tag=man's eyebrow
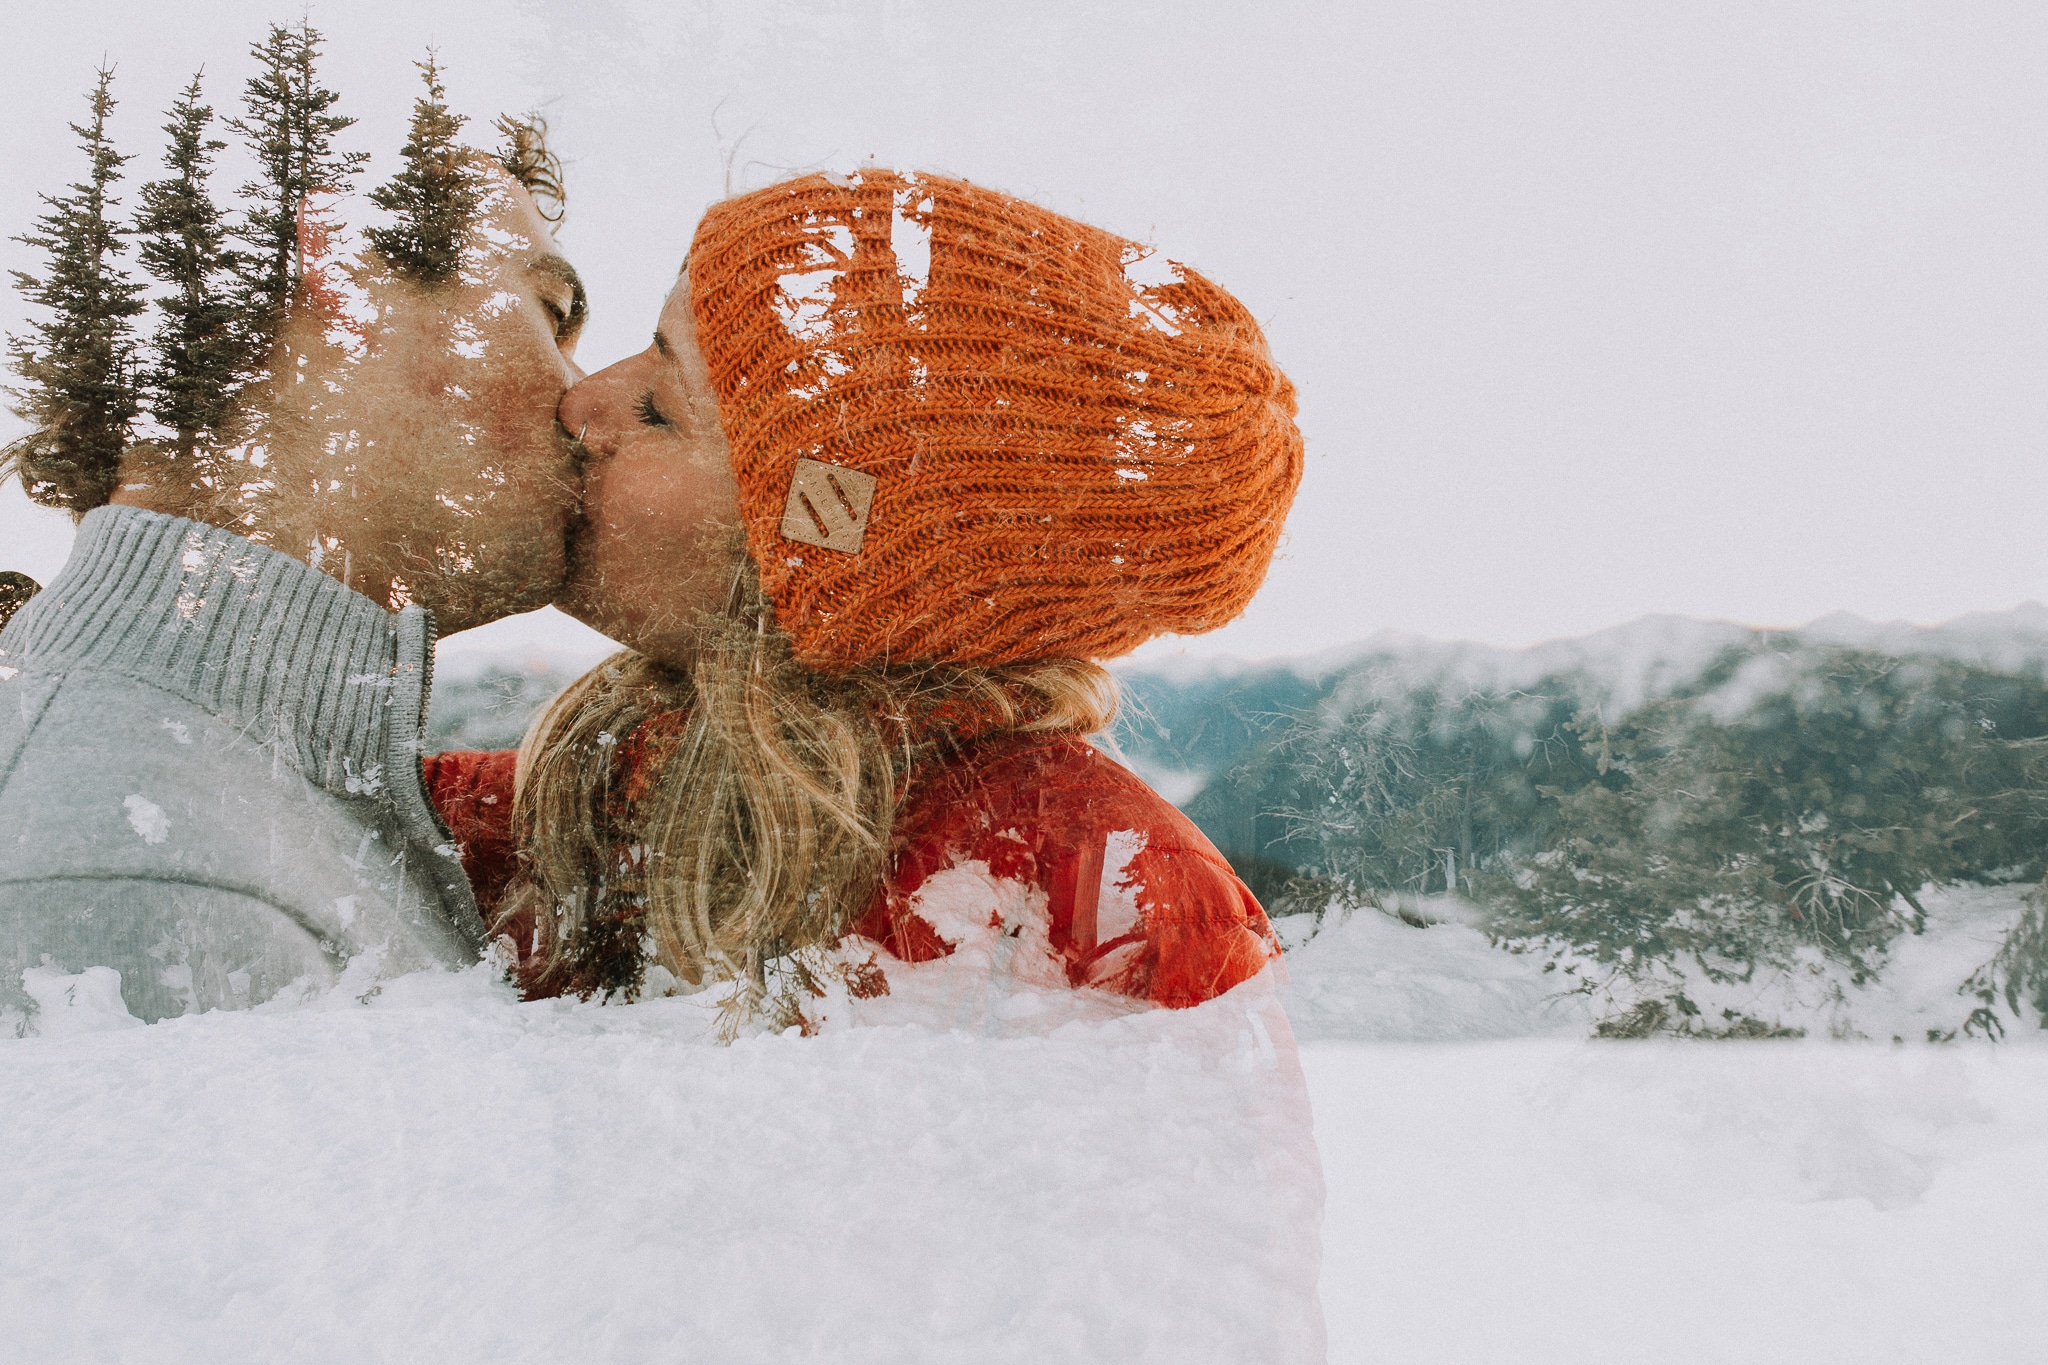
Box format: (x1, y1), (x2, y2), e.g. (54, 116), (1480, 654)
(653, 329), (674, 358)
(528, 254), (588, 329)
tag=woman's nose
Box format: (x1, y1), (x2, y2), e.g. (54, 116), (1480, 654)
(556, 357), (640, 458)
(556, 380), (598, 453)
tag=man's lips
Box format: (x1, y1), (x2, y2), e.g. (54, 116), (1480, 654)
(556, 423), (596, 587)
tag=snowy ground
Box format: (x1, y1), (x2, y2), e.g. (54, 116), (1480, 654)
(6, 887), (2045, 1362)
(0, 961), (1324, 1364)
(1308, 1039), (2048, 1364)
(1279, 883), (2039, 1044)
(1287, 884), (2048, 1363)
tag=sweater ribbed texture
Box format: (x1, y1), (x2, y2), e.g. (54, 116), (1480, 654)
(3, 506), (417, 800)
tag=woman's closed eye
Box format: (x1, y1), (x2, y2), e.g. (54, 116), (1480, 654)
(636, 391), (674, 429)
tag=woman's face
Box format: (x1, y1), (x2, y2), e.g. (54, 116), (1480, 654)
(556, 271), (743, 664)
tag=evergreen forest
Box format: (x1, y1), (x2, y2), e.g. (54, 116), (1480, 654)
(1113, 616), (2048, 1038)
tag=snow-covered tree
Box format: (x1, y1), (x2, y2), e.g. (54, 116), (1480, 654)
(1271, 680), (1596, 904)
(1486, 648), (2048, 1032)
(134, 72), (242, 468)
(367, 54), (486, 285)
(4, 66), (146, 511)
(226, 19), (366, 342)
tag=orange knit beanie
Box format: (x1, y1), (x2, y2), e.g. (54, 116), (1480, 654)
(687, 170), (1303, 669)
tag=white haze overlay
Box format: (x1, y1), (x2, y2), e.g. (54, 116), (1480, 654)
(7, 7), (2048, 1360)
(5, 1), (2048, 658)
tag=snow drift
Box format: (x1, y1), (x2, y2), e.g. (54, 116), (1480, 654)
(0, 961), (1324, 1364)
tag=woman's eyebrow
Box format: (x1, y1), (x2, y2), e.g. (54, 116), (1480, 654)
(527, 254), (588, 328)
(653, 330), (674, 358)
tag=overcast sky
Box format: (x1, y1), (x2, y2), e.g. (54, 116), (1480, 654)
(4, 0), (2044, 662)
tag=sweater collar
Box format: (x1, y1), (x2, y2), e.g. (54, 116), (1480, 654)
(0, 505), (435, 799)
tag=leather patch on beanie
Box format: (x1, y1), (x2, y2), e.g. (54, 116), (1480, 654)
(781, 459), (876, 554)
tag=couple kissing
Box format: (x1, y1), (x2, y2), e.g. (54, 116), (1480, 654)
(1, 152), (1303, 1034)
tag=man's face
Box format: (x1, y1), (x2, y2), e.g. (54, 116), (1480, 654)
(344, 167), (588, 633)
(107, 164), (588, 634)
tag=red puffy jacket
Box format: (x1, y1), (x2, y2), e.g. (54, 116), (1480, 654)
(423, 733), (1276, 1009)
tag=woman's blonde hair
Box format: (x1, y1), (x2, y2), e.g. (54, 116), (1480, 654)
(509, 550), (1117, 1014)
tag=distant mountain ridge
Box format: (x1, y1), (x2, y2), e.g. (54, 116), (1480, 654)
(1109, 602), (2048, 818)
(1127, 602), (2048, 699)
(426, 602), (2048, 788)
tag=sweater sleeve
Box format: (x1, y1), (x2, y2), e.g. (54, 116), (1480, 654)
(421, 751), (521, 927)
(856, 735), (1279, 1010)
(1089, 841), (1276, 1009)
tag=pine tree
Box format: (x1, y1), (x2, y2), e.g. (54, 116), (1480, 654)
(3, 65), (146, 511)
(218, 18), (367, 548)
(367, 53), (486, 285)
(226, 19), (367, 342)
(134, 72), (241, 465)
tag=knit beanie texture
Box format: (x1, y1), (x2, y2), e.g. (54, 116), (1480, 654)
(687, 170), (1303, 669)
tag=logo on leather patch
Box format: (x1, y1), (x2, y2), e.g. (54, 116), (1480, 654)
(780, 459), (876, 554)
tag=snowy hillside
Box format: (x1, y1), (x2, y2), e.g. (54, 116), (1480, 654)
(422, 602), (2048, 762)
(1300, 601), (2048, 702)
(426, 607), (620, 749)
(1276, 884), (2040, 1045)
(1112, 602), (2048, 792)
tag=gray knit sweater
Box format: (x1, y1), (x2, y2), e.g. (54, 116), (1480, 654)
(0, 507), (485, 1025)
